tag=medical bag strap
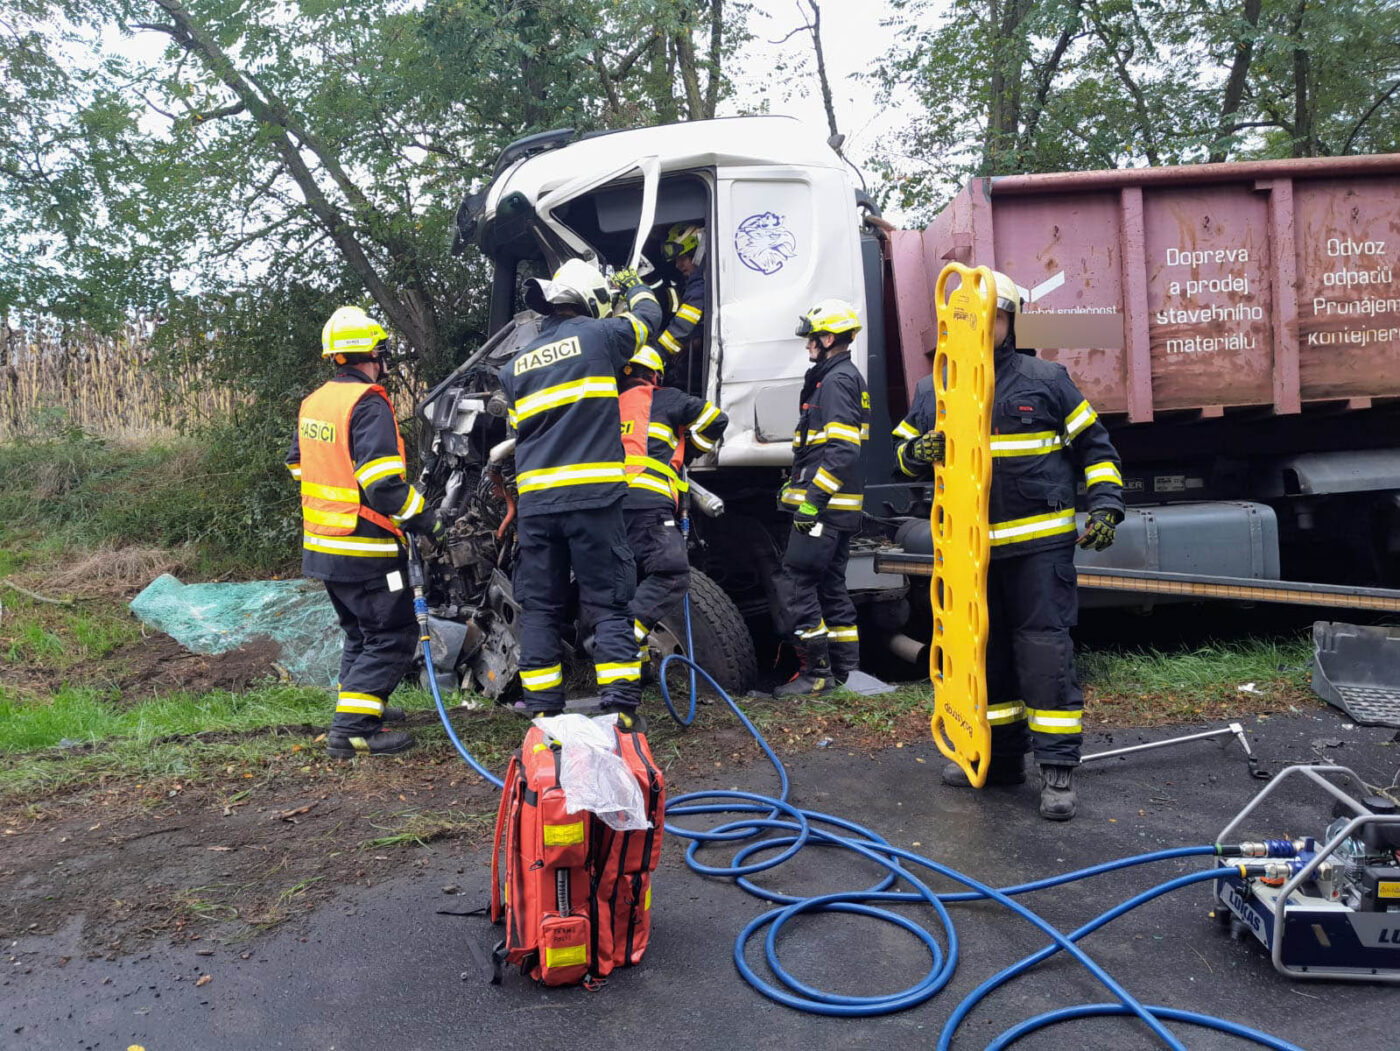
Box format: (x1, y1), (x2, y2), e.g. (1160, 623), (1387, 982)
(490, 751), (520, 924)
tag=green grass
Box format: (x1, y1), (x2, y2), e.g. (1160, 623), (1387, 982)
(0, 594), (142, 669)
(1076, 636), (1312, 694)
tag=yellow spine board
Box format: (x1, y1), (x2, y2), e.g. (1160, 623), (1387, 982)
(929, 264), (996, 788)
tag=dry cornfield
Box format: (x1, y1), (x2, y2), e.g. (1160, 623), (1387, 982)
(0, 318), (237, 440)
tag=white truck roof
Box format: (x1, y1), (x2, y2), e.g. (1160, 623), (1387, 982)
(484, 116), (844, 215)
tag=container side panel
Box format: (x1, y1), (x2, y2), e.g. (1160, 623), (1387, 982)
(992, 194), (1128, 414)
(1295, 176), (1400, 401)
(1144, 187), (1275, 409)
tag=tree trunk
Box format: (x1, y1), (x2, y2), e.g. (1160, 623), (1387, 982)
(1209, 0), (1263, 163)
(1290, 0), (1315, 157)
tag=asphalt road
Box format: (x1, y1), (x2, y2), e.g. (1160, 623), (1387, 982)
(6, 708), (1398, 1051)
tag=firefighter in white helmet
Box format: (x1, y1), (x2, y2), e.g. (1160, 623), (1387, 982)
(286, 306), (443, 759)
(892, 270), (1124, 820)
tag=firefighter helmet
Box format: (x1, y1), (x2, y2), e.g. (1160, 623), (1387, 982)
(524, 258), (614, 319)
(627, 346), (666, 375)
(661, 222), (705, 265)
(991, 270), (1022, 319)
(321, 306), (388, 359)
(795, 298), (862, 339)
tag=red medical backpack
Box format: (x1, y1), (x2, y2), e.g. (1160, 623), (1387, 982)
(490, 720), (666, 986)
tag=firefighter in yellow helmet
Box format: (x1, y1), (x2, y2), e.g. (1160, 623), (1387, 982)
(891, 270), (1124, 820)
(651, 222), (707, 386)
(773, 298), (870, 698)
(285, 306), (442, 758)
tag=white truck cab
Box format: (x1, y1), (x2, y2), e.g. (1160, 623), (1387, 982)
(455, 115), (869, 467)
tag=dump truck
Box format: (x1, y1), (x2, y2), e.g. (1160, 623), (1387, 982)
(417, 116), (1400, 697)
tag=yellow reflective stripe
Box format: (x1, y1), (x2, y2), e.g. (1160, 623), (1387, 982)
(628, 287), (660, 308)
(618, 311), (648, 351)
(627, 473), (675, 498)
(1027, 708), (1083, 734)
(301, 480), (358, 503)
(303, 533), (400, 556)
(355, 456), (406, 487)
(520, 664), (563, 690)
(648, 422), (678, 448)
(303, 506), (359, 529)
(286, 463), (302, 479)
(516, 462), (627, 493)
(634, 619), (649, 643)
(812, 467), (841, 494)
(828, 492), (864, 510)
(798, 621), (827, 639)
(825, 422), (862, 444)
(986, 701), (1027, 726)
(544, 943), (588, 968)
(781, 487), (807, 505)
(392, 486), (425, 524)
(675, 304), (702, 323)
(626, 454), (681, 484)
(896, 442), (922, 478)
(514, 377), (618, 423)
(658, 330), (681, 353)
(893, 419), (919, 440)
(336, 691), (384, 715)
(690, 429), (716, 452)
(991, 431), (1063, 457)
(797, 426), (828, 446)
(1064, 399), (1098, 439)
(1084, 461), (1123, 487)
(827, 625), (859, 643)
(595, 660), (642, 684)
(691, 403), (720, 431)
(507, 408), (519, 428)
(988, 510), (1077, 546)
(542, 822), (586, 846)
(860, 423), (870, 440)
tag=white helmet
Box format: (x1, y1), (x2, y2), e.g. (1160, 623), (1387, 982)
(524, 258), (613, 319)
(990, 270), (1021, 319)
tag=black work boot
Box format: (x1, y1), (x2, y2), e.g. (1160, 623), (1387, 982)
(1038, 763), (1078, 821)
(326, 726), (417, 759)
(773, 636), (838, 699)
(942, 753), (1027, 787)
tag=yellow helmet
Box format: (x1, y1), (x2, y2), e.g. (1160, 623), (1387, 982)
(795, 298), (861, 339)
(322, 306), (389, 359)
(662, 222), (705, 264)
(990, 270), (1022, 319)
(627, 346), (666, 374)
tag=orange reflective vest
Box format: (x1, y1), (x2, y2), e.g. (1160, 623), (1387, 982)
(297, 381), (404, 538)
(619, 383), (687, 507)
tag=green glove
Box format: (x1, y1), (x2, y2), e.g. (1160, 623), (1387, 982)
(1077, 508), (1119, 551)
(613, 267), (643, 292)
(793, 501), (821, 534)
(909, 430), (945, 465)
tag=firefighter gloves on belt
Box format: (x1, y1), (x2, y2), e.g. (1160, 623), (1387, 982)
(1077, 508), (1119, 551)
(793, 501), (821, 534)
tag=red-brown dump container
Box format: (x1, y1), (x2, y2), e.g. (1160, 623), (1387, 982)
(890, 155), (1400, 422)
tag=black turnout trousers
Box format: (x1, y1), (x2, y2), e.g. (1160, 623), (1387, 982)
(624, 507), (690, 636)
(324, 573), (417, 734)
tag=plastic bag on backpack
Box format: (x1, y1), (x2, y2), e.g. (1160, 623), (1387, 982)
(531, 713), (650, 831)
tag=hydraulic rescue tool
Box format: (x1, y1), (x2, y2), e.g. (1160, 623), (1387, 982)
(1212, 763), (1400, 980)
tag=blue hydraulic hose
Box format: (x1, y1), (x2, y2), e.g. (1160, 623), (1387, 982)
(412, 532), (1292, 1048)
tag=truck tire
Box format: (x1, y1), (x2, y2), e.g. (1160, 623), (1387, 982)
(650, 569), (757, 693)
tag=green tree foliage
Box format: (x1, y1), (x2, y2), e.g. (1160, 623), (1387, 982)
(873, 0), (1400, 215)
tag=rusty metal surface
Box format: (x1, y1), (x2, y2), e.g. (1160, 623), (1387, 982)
(892, 156), (1400, 420)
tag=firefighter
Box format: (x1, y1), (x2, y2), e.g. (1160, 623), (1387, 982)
(618, 345), (728, 661)
(773, 299), (871, 697)
(286, 306), (442, 759)
(498, 259), (663, 718)
(892, 270), (1124, 820)
(653, 223), (706, 382)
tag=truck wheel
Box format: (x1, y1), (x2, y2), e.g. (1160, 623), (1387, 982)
(649, 569), (757, 693)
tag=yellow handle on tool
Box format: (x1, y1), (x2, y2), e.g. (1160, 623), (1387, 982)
(929, 263), (996, 787)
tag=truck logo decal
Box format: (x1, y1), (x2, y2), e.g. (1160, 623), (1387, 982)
(735, 212), (797, 275)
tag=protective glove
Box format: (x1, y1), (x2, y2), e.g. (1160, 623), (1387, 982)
(407, 505), (449, 541)
(1077, 508), (1119, 551)
(792, 501), (821, 535)
(612, 267), (643, 292)
(910, 430), (945, 465)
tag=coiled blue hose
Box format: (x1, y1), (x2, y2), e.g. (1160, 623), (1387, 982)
(415, 562), (1297, 1048)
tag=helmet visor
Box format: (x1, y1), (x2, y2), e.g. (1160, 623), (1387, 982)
(661, 240), (681, 262)
(795, 315), (816, 339)
(995, 294), (1018, 314)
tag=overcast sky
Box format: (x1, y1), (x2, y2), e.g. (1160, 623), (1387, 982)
(724, 0), (923, 185)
